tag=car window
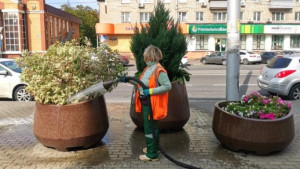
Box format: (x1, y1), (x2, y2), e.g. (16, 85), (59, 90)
(240, 52), (245, 55)
(248, 52), (255, 54)
(267, 57), (292, 68)
(0, 65), (5, 71)
(0, 61), (22, 73)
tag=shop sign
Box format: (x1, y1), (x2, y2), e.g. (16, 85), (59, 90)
(189, 24), (227, 34)
(264, 25), (300, 34)
(240, 24), (264, 34)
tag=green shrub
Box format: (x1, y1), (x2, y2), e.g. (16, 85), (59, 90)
(17, 40), (125, 105)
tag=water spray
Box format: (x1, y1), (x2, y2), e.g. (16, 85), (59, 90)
(68, 76), (200, 169)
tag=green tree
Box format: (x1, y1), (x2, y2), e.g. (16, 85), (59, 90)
(61, 4), (98, 47)
(130, 1), (189, 82)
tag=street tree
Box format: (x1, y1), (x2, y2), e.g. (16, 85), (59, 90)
(61, 4), (98, 47)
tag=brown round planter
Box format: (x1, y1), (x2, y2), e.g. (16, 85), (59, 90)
(212, 101), (295, 155)
(130, 81), (190, 131)
(34, 96), (109, 151)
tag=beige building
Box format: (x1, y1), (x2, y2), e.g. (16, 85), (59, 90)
(96, 0), (300, 59)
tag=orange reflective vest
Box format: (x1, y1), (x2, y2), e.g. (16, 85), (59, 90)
(135, 63), (169, 120)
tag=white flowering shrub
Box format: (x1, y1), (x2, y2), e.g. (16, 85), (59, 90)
(17, 40), (125, 105)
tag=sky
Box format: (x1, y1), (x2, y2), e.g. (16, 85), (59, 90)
(45, 0), (98, 10)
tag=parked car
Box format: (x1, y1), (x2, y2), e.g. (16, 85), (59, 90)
(200, 52), (227, 65)
(260, 51), (278, 64)
(257, 54), (300, 100)
(0, 59), (33, 101)
(240, 50), (261, 65)
(180, 55), (188, 68)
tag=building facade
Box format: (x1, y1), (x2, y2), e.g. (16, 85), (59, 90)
(96, 0), (300, 59)
(0, 0), (81, 58)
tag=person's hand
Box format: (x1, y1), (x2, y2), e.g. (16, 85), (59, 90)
(119, 76), (128, 83)
(143, 89), (150, 96)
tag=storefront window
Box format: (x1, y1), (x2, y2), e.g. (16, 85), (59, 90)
(3, 13), (19, 52)
(272, 35), (283, 50)
(241, 35), (246, 50)
(196, 35), (208, 50)
(252, 35), (265, 50)
(291, 35), (300, 48)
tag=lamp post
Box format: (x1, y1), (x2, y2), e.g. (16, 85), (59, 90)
(226, 0), (240, 101)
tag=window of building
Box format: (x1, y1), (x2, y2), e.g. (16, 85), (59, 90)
(178, 12), (187, 22)
(291, 35), (300, 48)
(122, 12), (130, 22)
(179, 0), (187, 3)
(121, 0), (130, 3)
(295, 12), (300, 21)
(253, 35), (265, 50)
(63, 20), (65, 29)
(196, 0), (204, 2)
(272, 12), (284, 21)
(196, 35), (208, 50)
(213, 12), (227, 21)
(272, 35), (283, 50)
(58, 19), (61, 34)
(54, 17), (57, 37)
(253, 12), (261, 21)
(240, 12), (243, 20)
(21, 13), (27, 50)
(162, 0), (170, 2)
(140, 12), (151, 22)
(50, 16), (53, 44)
(196, 12), (204, 21)
(3, 13), (20, 52)
(67, 21), (69, 32)
(241, 35), (246, 50)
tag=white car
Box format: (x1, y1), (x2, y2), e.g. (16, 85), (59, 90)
(180, 55), (188, 68)
(0, 59), (33, 101)
(240, 50), (261, 65)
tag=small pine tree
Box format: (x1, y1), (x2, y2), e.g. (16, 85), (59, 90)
(130, 1), (190, 82)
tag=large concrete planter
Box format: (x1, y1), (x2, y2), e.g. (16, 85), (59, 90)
(130, 81), (190, 131)
(34, 96), (109, 151)
(212, 101), (295, 155)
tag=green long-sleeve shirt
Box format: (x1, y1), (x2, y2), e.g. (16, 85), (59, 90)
(130, 62), (171, 95)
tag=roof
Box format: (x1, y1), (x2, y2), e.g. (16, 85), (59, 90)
(45, 5), (82, 24)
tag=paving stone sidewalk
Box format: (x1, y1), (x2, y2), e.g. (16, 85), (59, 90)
(0, 100), (299, 169)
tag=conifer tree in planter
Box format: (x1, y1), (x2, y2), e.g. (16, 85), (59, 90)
(17, 40), (125, 151)
(129, 1), (190, 130)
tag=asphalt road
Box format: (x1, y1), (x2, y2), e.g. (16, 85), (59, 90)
(105, 61), (269, 102)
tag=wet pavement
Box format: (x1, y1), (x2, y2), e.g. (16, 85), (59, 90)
(0, 100), (299, 169)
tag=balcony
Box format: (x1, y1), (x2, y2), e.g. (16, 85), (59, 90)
(209, 0), (227, 9)
(269, 0), (293, 9)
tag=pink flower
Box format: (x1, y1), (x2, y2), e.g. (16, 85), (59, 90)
(287, 102), (292, 109)
(262, 99), (269, 105)
(252, 91), (260, 96)
(244, 96), (248, 102)
(258, 111), (265, 119)
(265, 113), (275, 120)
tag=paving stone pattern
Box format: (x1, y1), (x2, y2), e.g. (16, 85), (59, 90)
(0, 100), (299, 169)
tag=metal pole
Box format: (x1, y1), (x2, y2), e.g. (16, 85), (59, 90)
(226, 0), (240, 101)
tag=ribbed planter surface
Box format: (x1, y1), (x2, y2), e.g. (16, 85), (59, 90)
(34, 96), (109, 151)
(130, 81), (190, 131)
(212, 101), (295, 155)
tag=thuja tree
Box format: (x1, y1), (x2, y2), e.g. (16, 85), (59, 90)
(130, 1), (190, 82)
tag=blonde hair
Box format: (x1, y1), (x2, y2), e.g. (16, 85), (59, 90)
(143, 45), (163, 62)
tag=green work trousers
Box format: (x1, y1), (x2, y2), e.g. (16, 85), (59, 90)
(142, 104), (159, 159)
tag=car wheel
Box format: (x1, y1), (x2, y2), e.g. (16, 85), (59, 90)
(202, 59), (207, 64)
(243, 59), (249, 65)
(222, 60), (226, 66)
(288, 84), (300, 100)
(13, 86), (33, 101)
